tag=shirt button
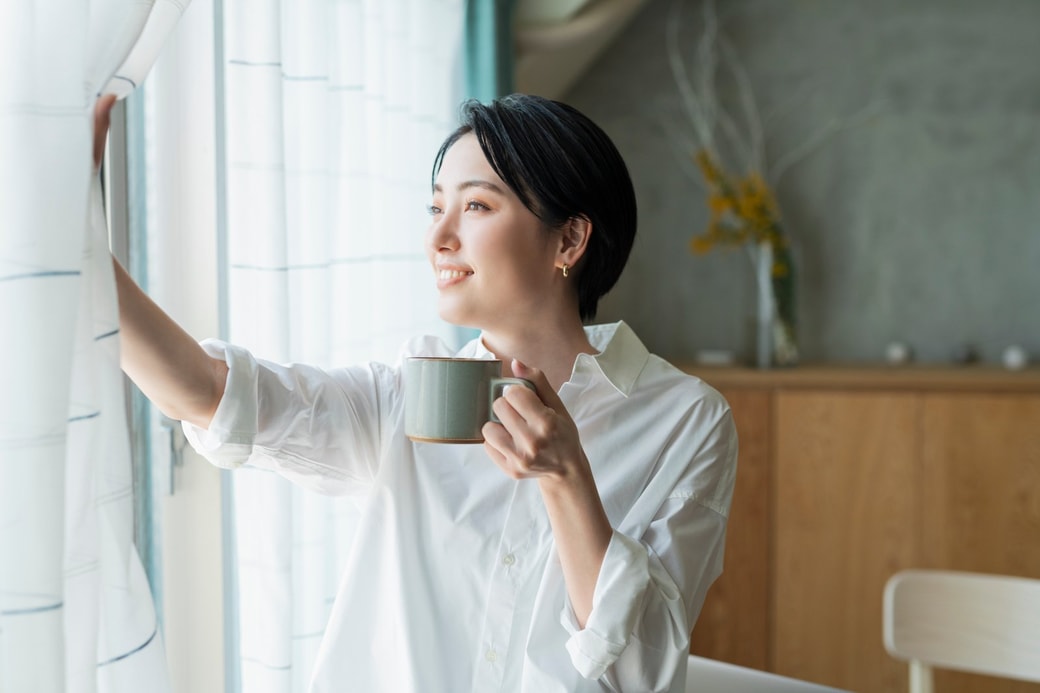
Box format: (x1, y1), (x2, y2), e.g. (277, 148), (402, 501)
(502, 553), (516, 566)
(485, 648), (498, 662)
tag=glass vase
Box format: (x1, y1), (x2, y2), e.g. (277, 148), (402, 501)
(753, 240), (798, 368)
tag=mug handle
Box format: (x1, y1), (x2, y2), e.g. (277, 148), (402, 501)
(489, 377), (536, 423)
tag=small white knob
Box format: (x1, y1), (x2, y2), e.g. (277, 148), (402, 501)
(885, 341), (912, 365)
(1003, 345), (1028, 370)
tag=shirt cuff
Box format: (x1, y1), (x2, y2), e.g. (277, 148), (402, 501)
(180, 339), (259, 469)
(561, 531), (650, 679)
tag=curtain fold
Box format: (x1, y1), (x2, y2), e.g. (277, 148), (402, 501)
(219, 0), (462, 690)
(0, 1), (188, 691)
(463, 0), (518, 103)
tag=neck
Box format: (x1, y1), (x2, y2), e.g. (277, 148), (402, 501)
(480, 317), (596, 391)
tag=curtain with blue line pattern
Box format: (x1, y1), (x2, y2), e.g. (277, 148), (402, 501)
(0, 1), (189, 691)
(218, 1), (462, 689)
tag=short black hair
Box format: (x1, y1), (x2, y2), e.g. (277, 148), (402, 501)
(431, 94), (637, 322)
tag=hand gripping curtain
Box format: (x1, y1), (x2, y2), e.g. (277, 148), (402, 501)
(220, 0), (461, 690)
(0, 2), (189, 691)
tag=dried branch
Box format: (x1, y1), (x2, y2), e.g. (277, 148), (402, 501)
(648, 108), (710, 191)
(768, 99), (886, 185)
(667, 0), (759, 176)
(694, 0), (719, 142)
(719, 35), (764, 173)
(666, 0), (713, 148)
(667, 0), (881, 190)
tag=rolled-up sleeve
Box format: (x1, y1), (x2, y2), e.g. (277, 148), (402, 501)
(182, 339), (394, 496)
(562, 532), (650, 677)
(181, 341), (260, 469)
(561, 502), (728, 689)
(562, 405), (738, 691)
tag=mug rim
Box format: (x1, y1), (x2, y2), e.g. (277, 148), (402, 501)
(406, 433), (484, 445)
(405, 356), (502, 364)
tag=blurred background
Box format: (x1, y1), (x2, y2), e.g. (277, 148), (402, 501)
(525, 0), (1040, 366)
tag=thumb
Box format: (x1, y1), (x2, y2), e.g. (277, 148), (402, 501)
(511, 358), (536, 381)
(511, 359), (564, 411)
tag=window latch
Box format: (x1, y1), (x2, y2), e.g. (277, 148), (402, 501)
(156, 415), (187, 495)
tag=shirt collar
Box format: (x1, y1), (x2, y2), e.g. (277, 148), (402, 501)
(575, 321), (649, 397)
(469, 320), (649, 398)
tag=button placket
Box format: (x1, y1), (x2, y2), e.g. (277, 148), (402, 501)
(472, 486), (519, 690)
(471, 482), (546, 692)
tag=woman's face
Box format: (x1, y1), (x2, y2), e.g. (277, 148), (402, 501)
(426, 133), (559, 331)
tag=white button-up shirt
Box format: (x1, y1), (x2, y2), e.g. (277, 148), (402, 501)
(184, 321), (737, 692)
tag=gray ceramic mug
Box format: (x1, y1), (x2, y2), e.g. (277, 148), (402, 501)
(404, 357), (535, 444)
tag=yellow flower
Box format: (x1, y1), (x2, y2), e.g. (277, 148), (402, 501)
(691, 150), (786, 256)
(708, 192), (733, 215)
(690, 235), (715, 254)
(694, 150), (724, 187)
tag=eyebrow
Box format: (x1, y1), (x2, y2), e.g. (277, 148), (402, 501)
(432, 179), (507, 195)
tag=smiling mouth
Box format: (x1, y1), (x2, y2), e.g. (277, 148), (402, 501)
(438, 269), (473, 281)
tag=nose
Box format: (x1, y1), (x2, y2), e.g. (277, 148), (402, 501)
(426, 208), (459, 253)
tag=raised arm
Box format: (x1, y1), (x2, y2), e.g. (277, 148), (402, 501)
(112, 257), (227, 428)
(96, 95), (227, 428)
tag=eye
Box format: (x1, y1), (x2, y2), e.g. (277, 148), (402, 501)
(465, 200), (490, 212)
(426, 204), (442, 216)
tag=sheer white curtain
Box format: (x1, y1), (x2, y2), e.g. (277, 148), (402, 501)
(0, 1), (189, 692)
(220, 0), (462, 690)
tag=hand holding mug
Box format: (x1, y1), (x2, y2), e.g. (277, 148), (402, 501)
(482, 359), (590, 484)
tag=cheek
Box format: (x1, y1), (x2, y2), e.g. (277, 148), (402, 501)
(469, 215), (552, 278)
(423, 229), (435, 261)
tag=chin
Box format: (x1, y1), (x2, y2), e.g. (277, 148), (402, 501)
(437, 301), (479, 330)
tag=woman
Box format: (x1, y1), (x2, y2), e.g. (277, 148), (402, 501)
(105, 93), (738, 692)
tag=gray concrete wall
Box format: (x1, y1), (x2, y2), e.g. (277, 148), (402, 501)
(564, 0), (1040, 365)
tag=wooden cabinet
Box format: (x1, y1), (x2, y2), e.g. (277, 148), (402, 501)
(774, 391), (920, 692)
(685, 366), (1040, 693)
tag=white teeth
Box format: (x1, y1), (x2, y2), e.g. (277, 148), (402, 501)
(438, 270), (472, 280)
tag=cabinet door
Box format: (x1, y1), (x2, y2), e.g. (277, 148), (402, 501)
(921, 393), (1040, 693)
(690, 388), (770, 670)
(774, 391), (919, 693)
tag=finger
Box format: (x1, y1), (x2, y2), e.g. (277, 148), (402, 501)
(481, 424), (526, 479)
(93, 93), (118, 170)
(491, 392), (528, 431)
(481, 420), (510, 454)
(496, 388), (555, 447)
(481, 431), (507, 466)
(95, 93), (118, 119)
(510, 359), (566, 413)
(505, 363), (571, 432)
(492, 394), (551, 466)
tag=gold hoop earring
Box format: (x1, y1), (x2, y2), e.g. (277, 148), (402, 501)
(561, 263), (570, 278)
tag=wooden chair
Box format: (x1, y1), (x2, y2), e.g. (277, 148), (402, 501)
(883, 569), (1040, 693)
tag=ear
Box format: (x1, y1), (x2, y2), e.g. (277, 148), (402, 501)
(555, 215), (592, 270)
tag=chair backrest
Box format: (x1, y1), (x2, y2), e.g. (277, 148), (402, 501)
(883, 569), (1040, 693)
(685, 654), (852, 693)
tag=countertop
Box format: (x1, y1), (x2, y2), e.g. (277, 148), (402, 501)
(677, 362), (1040, 392)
